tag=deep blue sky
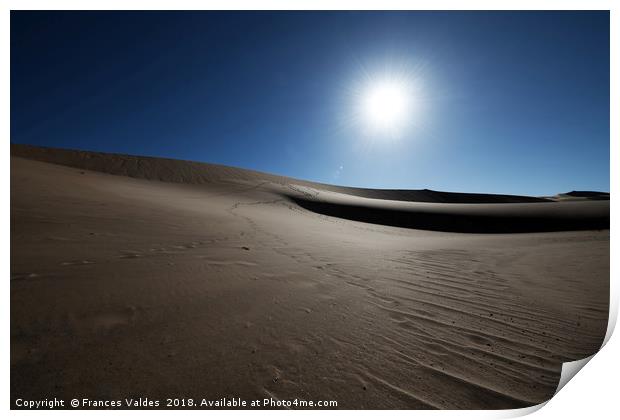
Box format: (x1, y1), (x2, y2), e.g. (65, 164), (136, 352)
(11, 11), (609, 195)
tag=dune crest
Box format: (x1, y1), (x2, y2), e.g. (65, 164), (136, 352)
(11, 144), (609, 233)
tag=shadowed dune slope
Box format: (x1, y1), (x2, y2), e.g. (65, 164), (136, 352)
(11, 144), (609, 233)
(285, 194), (609, 233)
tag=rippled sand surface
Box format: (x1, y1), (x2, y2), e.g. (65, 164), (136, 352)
(11, 146), (609, 409)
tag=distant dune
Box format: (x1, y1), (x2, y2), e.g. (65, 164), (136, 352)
(10, 144), (609, 233)
(11, 144), (609, 409)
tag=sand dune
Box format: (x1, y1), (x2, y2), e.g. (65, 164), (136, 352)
(11, 145), (609, 409)
(11, 144), (609, 234)
(10, 144), (560, 203)
(285, 192), (608, 233)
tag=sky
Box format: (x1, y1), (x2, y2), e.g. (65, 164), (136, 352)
(11, 11), (609, 196)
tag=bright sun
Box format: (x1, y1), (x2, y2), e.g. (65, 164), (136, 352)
(345, 61), (424, 141)
(363, 81), (410, 130)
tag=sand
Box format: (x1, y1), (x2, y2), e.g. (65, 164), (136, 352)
(10, 145), (609, 409)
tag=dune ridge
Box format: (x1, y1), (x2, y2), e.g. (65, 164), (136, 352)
(11, 144), (609, 233)
(10, 144), (557, 203)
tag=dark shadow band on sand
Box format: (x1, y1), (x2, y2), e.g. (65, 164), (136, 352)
(285, 195), (610, 234)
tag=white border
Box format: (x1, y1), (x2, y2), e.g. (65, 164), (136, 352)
(4, 2), (617, 420)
